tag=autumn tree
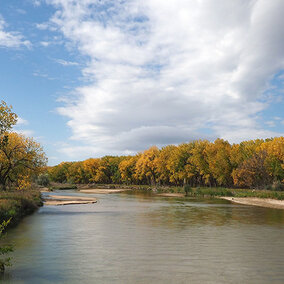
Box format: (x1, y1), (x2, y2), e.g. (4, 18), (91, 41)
(189, 140), (211, 186)
(119, 155), (139, 184)
(0, 132), (47, 190)
(48, 162), (72, 183)
(0, 101), (17, 135)
(135, 146), (159, 185)
(155, 145), (176, 185)
(260, 137), (284, 182)
(232, 151), (272, 188)
(83, 158), (108, 183)
(101, 156), (126, 184)
(66, 162), (88, 184)
(166, 143), (195, 185)
(205, 139), (232, 187)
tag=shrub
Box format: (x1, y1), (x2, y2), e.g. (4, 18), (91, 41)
(36, 174), (50, 187)
(271, 180), (283, 191)
(0, 219), (13, 274)
(183, 184), (192, 196)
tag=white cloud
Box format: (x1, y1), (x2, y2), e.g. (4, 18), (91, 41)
(45, 0), (284, 158)
(265, 120), (276, 128)
(33, 71), (55, 80)
(40, 41), (51, 47)
(0, 16), (31, 48)
(32, 0), (42, 7)
(16, 117), (29, 126)
(55, 58), (79, 66)
(16, 129), (34, 137)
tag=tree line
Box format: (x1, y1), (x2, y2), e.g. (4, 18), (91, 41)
(48, 137), (284, 189)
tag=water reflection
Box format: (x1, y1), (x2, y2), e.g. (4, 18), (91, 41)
(1, 191), (284, 283)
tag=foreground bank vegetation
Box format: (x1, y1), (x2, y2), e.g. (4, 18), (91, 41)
(0, 101), (47, 272)
(49, 137), (284, 191)
(0, 101), (46, 222)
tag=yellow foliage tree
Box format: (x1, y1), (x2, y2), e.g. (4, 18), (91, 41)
(205, 139), (232, 186)
(83, 158), (108, 183)
(119, 156), (139, 184)
(0, 132), (47, 190)
(135, 146), (159, 185)
(189, 140), (211, 186)
(155, 145), (176, 185)
(260, 137), (284, 182)
(166, 143), (195, 185)
(0, 101), (17, 135)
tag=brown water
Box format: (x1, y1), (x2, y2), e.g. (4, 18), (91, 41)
(1, 190), (284, 283)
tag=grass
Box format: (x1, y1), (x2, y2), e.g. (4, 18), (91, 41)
(0, 190), (43, 225)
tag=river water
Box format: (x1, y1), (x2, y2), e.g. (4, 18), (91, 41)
(1, 190), (284, 284)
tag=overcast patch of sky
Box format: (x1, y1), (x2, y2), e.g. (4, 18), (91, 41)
(46, 0), (284, 158)
(0, 0), (284, 164)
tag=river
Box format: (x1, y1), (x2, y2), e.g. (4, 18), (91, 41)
(1, 190), (284, 283)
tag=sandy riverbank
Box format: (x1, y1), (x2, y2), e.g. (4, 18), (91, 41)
(44, 195), (97, 206)
(221, 197), (284, 210)
(79, 188), (131, 194)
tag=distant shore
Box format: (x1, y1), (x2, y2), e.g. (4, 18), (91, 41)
(41, 183), (284, 209)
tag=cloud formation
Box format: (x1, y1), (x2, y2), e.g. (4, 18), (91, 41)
(0, 16), (30, 48)
(45, 0), (284, 158)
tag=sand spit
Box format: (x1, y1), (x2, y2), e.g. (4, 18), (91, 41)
(79, 188), (131, 194)
(157, 193), (185, 198)
(221, 197), (284, 210)
(44, 194), (97, 206)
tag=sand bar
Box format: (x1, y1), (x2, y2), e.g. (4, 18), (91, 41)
(157, 193), (185, 197)
(44, 194), (97, 206)
(221, 197), (284, 210)
(79, 188), (130, 194)
(44, 200), (96, 206)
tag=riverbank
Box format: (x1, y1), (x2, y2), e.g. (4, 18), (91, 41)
(43, 183), (284, 209)
(0, 190), (42, 225)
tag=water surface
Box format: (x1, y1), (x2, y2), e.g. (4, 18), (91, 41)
(1, 191), (284, 283)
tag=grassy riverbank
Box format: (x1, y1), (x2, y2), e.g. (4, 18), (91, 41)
(0, 190), (43, 225)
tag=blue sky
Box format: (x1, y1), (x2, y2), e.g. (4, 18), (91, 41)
(0, 0), (284, 165)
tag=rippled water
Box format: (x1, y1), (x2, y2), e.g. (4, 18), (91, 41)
(1, 191), (284, 283)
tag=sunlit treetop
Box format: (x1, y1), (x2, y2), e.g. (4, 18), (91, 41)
(0, 101), (18, 135)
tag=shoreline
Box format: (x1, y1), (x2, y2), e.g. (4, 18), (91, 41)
(220, 197), (284, 210)
(41, 184), (284, 210)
